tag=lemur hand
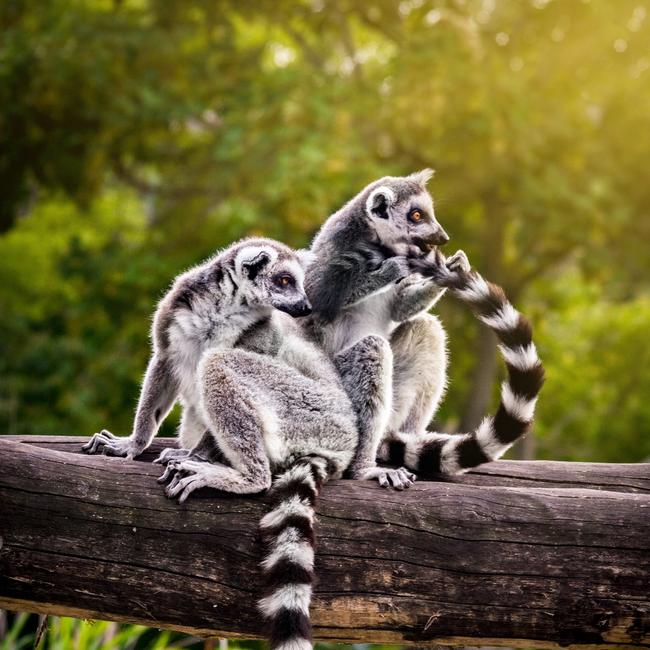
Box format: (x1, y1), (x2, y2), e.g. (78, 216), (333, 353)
(379, 256), (412, 284)
(409, 249), (472, 286)
(445, 249), (471, 274)
(406, 248), (445, 277)
(81, 430), (145, 460)
(356, 466), (417, 490)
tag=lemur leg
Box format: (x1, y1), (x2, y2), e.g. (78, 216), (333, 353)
(335, 335), (416, 489)
(377, 315), (447, 468)
(388, 314), (448, 434)
(383, 249), (466, 440)
(164, 351), (275, 503)
(82, 355), (178, 459)
(178, 404), (208, 450)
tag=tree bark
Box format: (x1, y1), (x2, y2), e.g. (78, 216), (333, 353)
(1, 436), (649, 649)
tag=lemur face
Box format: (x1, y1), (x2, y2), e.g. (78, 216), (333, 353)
(235, 244), (312, 318)
(365, 170), (449, 257)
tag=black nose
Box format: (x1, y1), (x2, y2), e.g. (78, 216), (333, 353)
(296, 301), (312, 317)
(432, 229), (450, 246)
(288, 299), (312, 317)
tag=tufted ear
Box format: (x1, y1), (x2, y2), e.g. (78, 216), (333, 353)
(409, 168), (435, 189)
(240, 250), (272, 280)
(366, 185), (396, 220)
(295, 248), (316, 271)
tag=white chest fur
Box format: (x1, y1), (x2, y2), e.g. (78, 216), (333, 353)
(324, 285), (397, 354)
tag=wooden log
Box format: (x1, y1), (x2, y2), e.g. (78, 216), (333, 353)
(0, 436), (649, 648)
(6, 435), (650, 494)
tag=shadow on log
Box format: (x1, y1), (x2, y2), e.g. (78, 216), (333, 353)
(0, 435), (649, 649)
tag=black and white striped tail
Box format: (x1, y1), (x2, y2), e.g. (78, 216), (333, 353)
(383, 268), (545, 475)
(258, 457), (329, 650)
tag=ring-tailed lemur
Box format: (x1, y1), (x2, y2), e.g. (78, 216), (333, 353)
(302, 171), (544, 479)
(82, 237), (407, 650)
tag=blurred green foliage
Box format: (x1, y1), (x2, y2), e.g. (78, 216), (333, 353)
(1, 3), (650, 647)
(1, 3), (649, 461)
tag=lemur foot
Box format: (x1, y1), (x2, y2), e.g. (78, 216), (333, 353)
(162, 460), (226, 504)
(156, 451), (210, 483)
(358, 466), (417, 490)
(81, 430), (144, 459)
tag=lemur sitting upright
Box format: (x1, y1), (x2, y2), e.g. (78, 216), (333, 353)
(303, 171), (544, 481)
(82, 237), (415, 650)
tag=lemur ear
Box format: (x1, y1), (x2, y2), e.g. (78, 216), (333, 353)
(409, 168), (435, 188)
(295, 248), (316, 271)
(241, 250), (272, 280)
(366, 186), (396, 220)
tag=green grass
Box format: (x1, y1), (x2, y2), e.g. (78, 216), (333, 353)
(1, 614), (191, 650)
(1, 614), (405, 650)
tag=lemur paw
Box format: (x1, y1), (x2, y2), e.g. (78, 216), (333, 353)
(162, 460), (220, 504)
(153, 447), (191, 466)
(156, 453), (210, 484)
(358, 466), (417, 490)
(445, 249), (471, 274)
(81, 430), (144, 459)
(406, 248), (445, 277)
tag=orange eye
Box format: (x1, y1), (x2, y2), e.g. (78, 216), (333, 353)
(410, 210), (423, 222)
(279, 275), (291, 286)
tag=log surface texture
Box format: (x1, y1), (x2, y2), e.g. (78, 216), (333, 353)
(0, 435), (649, 649)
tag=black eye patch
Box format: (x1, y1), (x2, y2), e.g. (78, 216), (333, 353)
(242, 251), (271, 280)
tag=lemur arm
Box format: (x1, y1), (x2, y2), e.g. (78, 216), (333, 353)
(343, 256), (411, 309)
(82, 354), (178, 459)
(131, 354), (179, 447)
(307, 252), (410, 320)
